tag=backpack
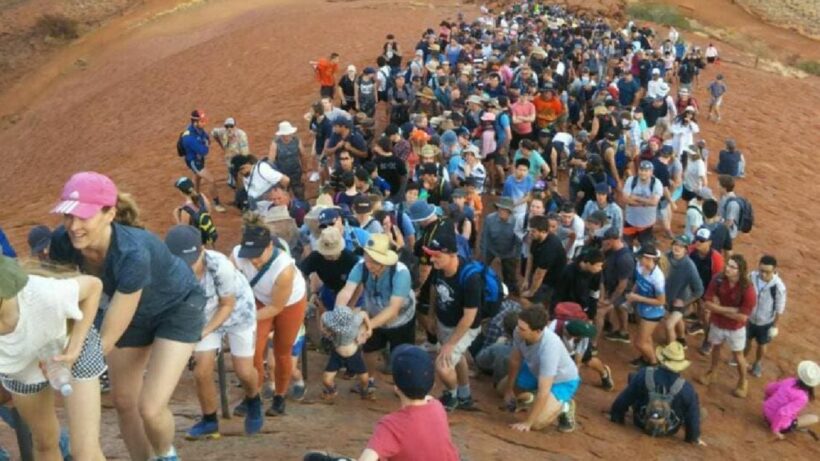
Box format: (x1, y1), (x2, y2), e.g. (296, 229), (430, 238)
(639, 367), (685, 437)
(687, 205), (704, 221)
(629, 175), (659, 195)
(455, 234), (472, 261)
(457, 260), (503, 319)
(182, 196), (218, 244)
(724, 196), (754, 233)
(176, 130), (188, 157)
(553, 301), (589, 332)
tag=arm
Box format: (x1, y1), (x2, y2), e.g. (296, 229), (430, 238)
(504, 347), (523, 400)
(437, 307), (478, 368)
(100, 290), (143, 354)
(369, 295), (405, 330)
(335, 280), (360, 308)
(257, 266), (295, 320)
(358, 449), (380, 461)
(202, 295), (236, 338)
(59, 276), (103, 364)
(610, 369), (643, 423)
(268, 139), (278, 163)
(682, 388), (702, 443)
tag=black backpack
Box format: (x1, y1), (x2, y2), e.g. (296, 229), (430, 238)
(176, 130), (188, 157)
(724, 196), (754, 233)
(182, 196), (218, 244)
(639, 367), (685, 437)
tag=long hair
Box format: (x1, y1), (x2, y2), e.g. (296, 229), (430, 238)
(18, 259), (81, 279)
(103, 193), (144, 229)
(728, 254), (749, 290)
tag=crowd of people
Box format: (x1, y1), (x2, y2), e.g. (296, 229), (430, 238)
(0, 1), (818, 460)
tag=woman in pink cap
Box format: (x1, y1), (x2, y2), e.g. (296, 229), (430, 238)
(49, 172), (206, 461)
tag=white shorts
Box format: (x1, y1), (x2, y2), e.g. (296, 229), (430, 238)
(437, 323), (481, 365)
(195, 325), (256, 357)
(710, 96), (723, 107)
(708, 325), (746, 352)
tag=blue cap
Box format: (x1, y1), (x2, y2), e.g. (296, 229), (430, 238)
(391, 345), (435, 398)
(27, 225), (52, 255)
(407, 201), (436, 222)
(164, 225), (203, 265)
(319, 208), (342, 226)
(440, 129), (457, 146)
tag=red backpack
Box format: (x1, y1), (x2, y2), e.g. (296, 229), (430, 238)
(553, 302), (588, 333)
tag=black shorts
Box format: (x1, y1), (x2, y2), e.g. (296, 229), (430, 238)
(186, 156), (205, 175)
(483, 151), (508, 167)
(362, 319), (415, 353)
(325, 348), (367, 375)
(707, 57), (716, 64)
(747, 322), (773, 345)
(681, 187), (697, 202)
(320, 86), (335, 98)
(116, 288), (207, 348)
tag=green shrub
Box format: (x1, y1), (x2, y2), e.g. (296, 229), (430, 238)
(36, 14), (79, 40)
(796, 60), (820, 76)
(627, 3), (691, 30)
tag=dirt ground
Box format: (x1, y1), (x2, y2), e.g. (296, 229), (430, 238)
(1, 0), (820, 459)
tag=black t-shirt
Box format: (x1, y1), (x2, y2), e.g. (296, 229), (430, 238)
(414, 218), (448, 265)
(603, 246), (635, 294)
(640, 99), (667, 128)
(424, 258), (482, 328)
(705, 222), (733, 253)
(689, 248), (716, 290)
(299, 249), (360, 293)
(530, 234), (567, 288)
(426, 179), (453, 205)
(374, 154), (407, 194)
(339, 75), (356, 100)
(555, 262), (600, 312)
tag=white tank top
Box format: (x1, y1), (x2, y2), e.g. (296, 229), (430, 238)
(232, 245), (306, 307)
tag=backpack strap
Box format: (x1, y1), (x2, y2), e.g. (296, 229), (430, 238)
(645, 366), (656, 391)
(249, 253), (276, 288)
(769, 284), (778, 317)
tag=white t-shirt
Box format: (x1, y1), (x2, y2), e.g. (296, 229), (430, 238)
(557, 215), (585, 258)
(683, 158), (706, 192)
(201, 250), (257, 332)
(245, 161), (284, 209)
(232, 245), (306, 307)
(0, 276), (83, 384)
(670, 121), (700, 157)
(684, 200), (704, 240)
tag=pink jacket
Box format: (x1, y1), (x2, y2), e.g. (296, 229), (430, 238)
(763, 377), (809, 433)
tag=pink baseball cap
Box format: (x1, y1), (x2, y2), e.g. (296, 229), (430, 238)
(51, 172), (118, 219)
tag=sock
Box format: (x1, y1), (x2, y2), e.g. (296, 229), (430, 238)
(445, 389), (456, 398)
(426, 332), (438, 344)
(457, 385), (471, 399)
(203, 412), (217, 423)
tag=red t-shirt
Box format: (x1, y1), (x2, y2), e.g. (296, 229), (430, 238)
(315, 58), (338, 87)
(367, 399), (459, 461)
(704, 275), (755, 330)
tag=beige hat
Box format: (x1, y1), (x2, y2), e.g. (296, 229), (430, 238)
(316, 193), (334, 208)
(317, 227), (345, 258)
(276, 121), (298, 136)
(655, 342), (691, 373)
(798, 360), (820, 387)
(420, 144), (439, 158)
(263, 205), (292, 223)
(363, 234), (398, 266)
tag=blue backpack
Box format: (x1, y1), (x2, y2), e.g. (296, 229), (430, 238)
(457, 260), (503, 319)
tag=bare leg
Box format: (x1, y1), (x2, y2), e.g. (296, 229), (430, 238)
(530, 393), (564, 430)
(108, 346), (153, 461)
(64, 378), (105, 460)
(11, 388), (62, 461)
(193, 350), (219, 414)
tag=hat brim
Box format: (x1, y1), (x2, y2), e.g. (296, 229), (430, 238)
(798, 361), (820, 387)
(655, 345), (691, 372)
(495, 202), (515, 211)
(410, 209), (436, 222)
(317, 240), (345, 258)
(276, 127), (298, 136)
(238, 245), (266, 259)
(364, 247), (399, 266)
(51, 200), (104, 219)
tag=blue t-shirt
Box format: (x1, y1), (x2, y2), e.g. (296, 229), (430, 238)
(634, 265), (666, 320)
(50, 223), (201, 318)
(347, 260), (415, 329)
(0, 227), (16, 257)
(181, 123), (209, 161)
(495, 112), (511, 146)
(502, 174), (534, 214)
(344, 225), (371, 253)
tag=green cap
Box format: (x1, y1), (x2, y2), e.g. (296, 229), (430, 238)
(0, 256), (28, 299)
(565, 320), (597, 339)
(672, 234), (692, 246)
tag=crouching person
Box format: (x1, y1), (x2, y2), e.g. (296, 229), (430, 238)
(609, 342), (705, 445)
(164, 225), (262, 438)
(320, 305), (373, 401)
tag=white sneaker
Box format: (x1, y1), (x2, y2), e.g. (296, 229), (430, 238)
(309, 171), (321, 182)
(420, 341), (440, 353)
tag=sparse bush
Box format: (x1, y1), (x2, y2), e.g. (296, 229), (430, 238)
(795, 60), (820, 76)
(36, 14), (79, 40)
(627, 3), (691, 30)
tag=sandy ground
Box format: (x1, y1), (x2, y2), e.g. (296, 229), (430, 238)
(1, 0), (820, 459)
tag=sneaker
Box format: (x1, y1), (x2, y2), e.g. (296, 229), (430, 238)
(185, 419), (220, 440)
(604, 331), (630, 344)
(457, 395), (479, 411)
(266, 395), (286, 416)
(557, 400), (577, 433)
(676, 338), (688, 350)
(733, 381), (749, 398)
(321, 384), (338, 403)
(303, 451), (355, 461)
(698, 370), (714, 386)
(698, 342), (713, 356)
(727, 358), (738, 367)
(686, 323), (705, 336)
(420, 341), (440, 353)
(751, 362), (763, 378)
(244, 396), (263, 435)
(629, 357), (649, 368)
(289, 382), (307, 401)
(601, 365), (615, 391)
(213, 203), (227, 213)
(233, 400), (248, 417)
(359, 380), (377, 401)
(439, 392), (459, 412)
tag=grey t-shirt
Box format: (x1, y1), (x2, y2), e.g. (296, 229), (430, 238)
(624, 176), (663, 228)
(718, 194), (740, 239)
(513, 328), (579, 383)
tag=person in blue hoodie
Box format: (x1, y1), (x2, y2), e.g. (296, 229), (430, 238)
(181, 110), (226, 212)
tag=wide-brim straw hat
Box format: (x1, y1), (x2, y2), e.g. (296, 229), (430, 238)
(656, 343), (691, 373)
(363, 234), (398, 266)
(797, 360), (820, 387)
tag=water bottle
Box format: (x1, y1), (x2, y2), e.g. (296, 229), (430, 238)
(38, 340), (73, 397)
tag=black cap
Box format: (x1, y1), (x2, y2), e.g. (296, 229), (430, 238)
(164, 225), (203, 266)
(384, 124), (400, 136)
(353, 195), (372, 214)
(602, 226), (620, 241)
(27, 225), (52, 255)
(333, 117), (353, 129)
(391, 345), (435, 398)
(238, 225), (271, 259)
(421, 163), (439, 177)
(422, 224), (457, 254)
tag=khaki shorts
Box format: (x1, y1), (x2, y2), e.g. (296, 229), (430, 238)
(708, 324), (746, 352)
(437, 323), (481, 365)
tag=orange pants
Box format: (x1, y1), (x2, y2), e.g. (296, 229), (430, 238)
(253, 296), (307, 396)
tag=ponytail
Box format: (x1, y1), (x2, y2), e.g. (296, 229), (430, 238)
(111, 193), (144, 229)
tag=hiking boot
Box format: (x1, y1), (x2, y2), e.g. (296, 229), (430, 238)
(733, 381), (749, 398)
(629, 357), (649, 368)
(686, 323), (705, 336)
(439, 392), (459, 412)
(289, 382), (306, 402)
(557, 400), (577, 433)
(751, 362), (763, 378)
(698, 370), (714, 386)
(233, 400), (248, 417)
(321, 384), (338, 403)
(604, 331), (630, 344)
(601, 365), (615, 391)
(244, 396), (264, 435)
(457, 395), (479, 411)
(676, 338), (688, 350)
(698, 341), (713, 356)
(185, 419), (220, 440)
(266, 395), (286, 416)
(213, 204), (227, 213)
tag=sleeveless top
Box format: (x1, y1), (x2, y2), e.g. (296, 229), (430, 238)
(274, 137), (302, 179)
(232, 245), (306, 307)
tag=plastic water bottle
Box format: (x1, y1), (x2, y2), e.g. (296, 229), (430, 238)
(38, 340), (73, 397)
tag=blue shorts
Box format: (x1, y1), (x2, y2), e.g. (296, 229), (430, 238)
(325, 348), (367, 375)
(186, 156), (205, 174)
(516, 363), (581, 403)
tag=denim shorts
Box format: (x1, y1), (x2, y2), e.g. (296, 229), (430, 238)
(117, 288), (206, 348)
